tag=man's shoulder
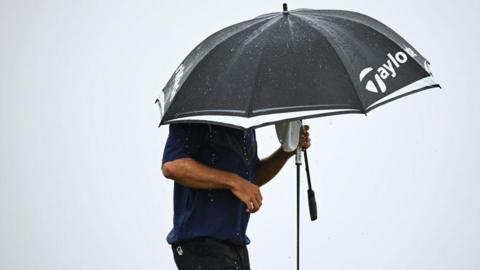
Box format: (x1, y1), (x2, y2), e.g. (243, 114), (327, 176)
(169, 122), (210, 129)
(168, 123), (254, 141)
(168, 122), (211, 134)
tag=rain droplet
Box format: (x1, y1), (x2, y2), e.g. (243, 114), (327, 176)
(210, 152), (216, 165)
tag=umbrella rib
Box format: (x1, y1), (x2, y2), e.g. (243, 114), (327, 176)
(213, 16), (282, 114)
(219, 16), (283, 77)
(244, 19), (282, 118)
(293, 15), (367, 114)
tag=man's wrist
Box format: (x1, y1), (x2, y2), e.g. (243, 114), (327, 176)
(279, 146), (296, 159)
(226, 172), (241, 190)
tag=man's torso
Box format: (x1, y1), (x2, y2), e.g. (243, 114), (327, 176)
(162, 123), (259, 245)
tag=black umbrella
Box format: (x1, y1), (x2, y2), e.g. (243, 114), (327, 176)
(155, 4), (440, 269)
(155, 5), (439, 130)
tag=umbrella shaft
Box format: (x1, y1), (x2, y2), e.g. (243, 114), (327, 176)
(296, 163), (300, 270)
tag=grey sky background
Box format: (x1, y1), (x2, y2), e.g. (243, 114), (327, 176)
(1, 0), (479, 269)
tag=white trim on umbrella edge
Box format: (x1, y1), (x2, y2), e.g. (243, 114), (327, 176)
(366, 75), (439, 111)
(164, 108), (361, 129)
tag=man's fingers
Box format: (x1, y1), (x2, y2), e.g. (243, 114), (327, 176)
(253, 185), (262, 203)
(252, 199), (260, 212)
(300, 126), (309, 138)
(302, 138), (311, 149)
(237, 182), (263, 213)
(300, 124), (311, 145)
(245, 201), (254, 212)
(245, 202), (258, 213)
(245, 189), (262, 213)
(256, 189), (263, 207)
(250, 201), (256, 212)
(255, 191), (262, 206)
(299, 125), (311, 149)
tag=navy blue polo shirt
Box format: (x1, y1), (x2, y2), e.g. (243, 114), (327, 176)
(162, 123), (260, 245)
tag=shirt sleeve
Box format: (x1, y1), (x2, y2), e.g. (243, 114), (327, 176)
(162, 123), (208, 166)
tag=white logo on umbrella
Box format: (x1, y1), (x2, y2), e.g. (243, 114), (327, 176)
(359, 51), (409, 93)
(156, 64), (185, 118)
(403, 45), (417, 58)
(168, 64), (185, 103)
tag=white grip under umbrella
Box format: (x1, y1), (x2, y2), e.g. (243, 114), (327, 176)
(275, 120), (302, 152)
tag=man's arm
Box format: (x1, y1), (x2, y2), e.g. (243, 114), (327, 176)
(255, 125), (311, 187)
(255, 147), (294, 187)
(162, 158), (263, 213)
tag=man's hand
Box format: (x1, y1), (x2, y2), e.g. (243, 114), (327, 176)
(230, 176), (263, 213)
(299, 125), (311, 150)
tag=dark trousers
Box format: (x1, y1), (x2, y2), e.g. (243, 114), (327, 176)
(171, 237), (250, 270)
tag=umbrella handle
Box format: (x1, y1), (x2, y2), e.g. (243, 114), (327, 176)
(303, 149), (318, 221)
(296, 122), (318, 221)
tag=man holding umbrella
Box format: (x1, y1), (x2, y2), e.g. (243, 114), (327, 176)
(157, 4), (440, 269)
(162, 123), (310, 269)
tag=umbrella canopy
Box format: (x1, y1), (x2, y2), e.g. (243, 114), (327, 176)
(155, 7), (440, 130)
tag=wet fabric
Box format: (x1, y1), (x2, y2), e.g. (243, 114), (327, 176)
(171, 237), (250, 270)
(155, 8), (440, 130)
(162, 123), (260, 245)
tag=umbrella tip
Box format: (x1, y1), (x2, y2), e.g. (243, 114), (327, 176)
(283, 3), (288, 13)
